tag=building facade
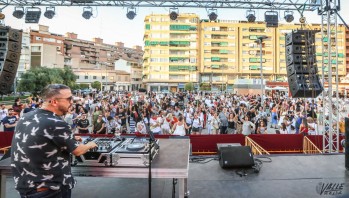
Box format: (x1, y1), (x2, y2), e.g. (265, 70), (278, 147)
(30, 25), (65, 69)
(16, 25), (144, 91)
(143, 14), (348, 92)
(143, 13), (200, 92)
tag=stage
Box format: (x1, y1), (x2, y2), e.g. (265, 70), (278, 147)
(2, 154), (349, 198)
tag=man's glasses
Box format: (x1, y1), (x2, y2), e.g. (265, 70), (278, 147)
(55, 96), (73, 101)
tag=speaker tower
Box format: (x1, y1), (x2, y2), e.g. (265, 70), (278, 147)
(285, 30), (323, 98)
(0, 26), (22, 95)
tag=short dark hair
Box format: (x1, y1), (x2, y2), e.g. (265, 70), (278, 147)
(41, 84), (70, 101)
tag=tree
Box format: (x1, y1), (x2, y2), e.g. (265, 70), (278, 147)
(91, 81), (101, 90)
(184, 82), (194, 91)
(17, 67), (78, 94)
(200, 83), (211, 91)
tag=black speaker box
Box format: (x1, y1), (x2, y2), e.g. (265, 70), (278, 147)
(286, 54), (316, 66)
(286, 63), (318, 75)
(0, 50), (20, 63)
(0, 40), (21, 53)
(0, 61), (19, 74)
(0, 26), (22, 42)
(288, 74), (323, 98)
(218, 146), (254, 169)
(0, 70), (16, 94)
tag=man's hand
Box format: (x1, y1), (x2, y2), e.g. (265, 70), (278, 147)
(74, 136), (82, 142)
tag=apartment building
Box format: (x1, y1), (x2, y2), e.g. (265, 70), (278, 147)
(30, 25), (65, 69)
(144, 14), (347, 92)
(64, 33), (143, 90)
(17, 31), (31, 78)
(143, 13), (200, 92)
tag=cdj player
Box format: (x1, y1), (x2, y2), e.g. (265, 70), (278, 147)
(72, 136), (159, 167)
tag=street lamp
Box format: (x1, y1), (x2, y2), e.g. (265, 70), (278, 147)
(254, 36), (268, 105)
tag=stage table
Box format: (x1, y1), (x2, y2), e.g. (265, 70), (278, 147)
(0, 139), (190, 198)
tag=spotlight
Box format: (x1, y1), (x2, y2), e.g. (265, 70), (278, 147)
(0, 13), (5, 20)
(208, 9), (218, 21)
(264, 10), (278, 27)
(246, 10), (256, 22)
(169, 8), (179, 20)
(44, 7), (55, 19)
(126, 7), (136, 20)
(82, 7), (93, 20)
(25, 7), (41, 23)
(284, 10), (294, 23)
(13, 7), (25, 19)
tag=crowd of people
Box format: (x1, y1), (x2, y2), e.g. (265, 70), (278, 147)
(2, 88), (347, 137)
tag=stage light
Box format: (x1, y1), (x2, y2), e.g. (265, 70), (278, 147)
(25, 7), (41, 23)
(208, 9), (218, 21)
(169, 8), (179, 20)
(44, 7), (55, 19)
(126, 7), (136, 20)
(246, 10), (256, 22)
(284, 10), (294, 23)
(0, 12), (5, 20)
(13, 7), (25, 19)
(265, 10), (278, 27)
(82, 7), (93, 20)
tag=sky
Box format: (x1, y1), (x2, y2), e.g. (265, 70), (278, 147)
(2, 1), (349, 48)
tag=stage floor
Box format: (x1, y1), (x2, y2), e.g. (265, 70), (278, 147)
(3, 154), (349, 198)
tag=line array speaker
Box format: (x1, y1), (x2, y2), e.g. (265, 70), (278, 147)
(0, 26), (22, 95)
(285, 30), (323, 98)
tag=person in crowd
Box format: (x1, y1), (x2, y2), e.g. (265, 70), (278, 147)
(106, 116), (118, 134)
(12, 97), (22, 116)
(92, 106), (103, 124)
(92, 115), (106, 134)
(150, 113), (162, 135)
(76, 113), (90, 134)
(2, 108), (18, 132)
(299, 118), (309, 135)
(172, 115), (189, 136)
(307, 117), (317, 135)
(219, 108), (228, 134)
(0, 103), (8, 125)
(256, 120), (267, 134)
(242, 116), (255, 136)
(211, 112), (220, 135)
(11, 84), (97, 198)
(227, 113), (236, 134)
(191, 113), (202, 135)
(270, 104), (278, 128)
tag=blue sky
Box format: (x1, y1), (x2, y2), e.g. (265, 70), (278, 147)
(2, 2), (349, 48)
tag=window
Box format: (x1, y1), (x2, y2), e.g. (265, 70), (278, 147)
(36, 37), (41, 40)
(93, 76), (97, 79)
(102, 76), (105, 80)
(31, 46), (41, 52)
(77, 76), (80, 79)
(85, 76), (88, 79)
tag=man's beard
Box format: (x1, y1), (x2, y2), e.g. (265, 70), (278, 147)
(58, 105), (71, 116)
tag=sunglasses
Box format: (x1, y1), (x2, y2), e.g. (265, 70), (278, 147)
(55, 96), (73, 101)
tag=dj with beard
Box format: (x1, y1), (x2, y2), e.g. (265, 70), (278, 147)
(11, 84), (97, 198)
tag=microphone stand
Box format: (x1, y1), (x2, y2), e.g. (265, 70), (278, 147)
(136, 107), (159, 198)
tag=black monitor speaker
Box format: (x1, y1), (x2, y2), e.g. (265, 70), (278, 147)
(218, 146), (255, 169)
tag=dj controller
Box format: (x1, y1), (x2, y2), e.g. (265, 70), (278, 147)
(72, 136), (159, 167)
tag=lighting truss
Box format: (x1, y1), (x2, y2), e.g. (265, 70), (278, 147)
(0, 1), (320, 11)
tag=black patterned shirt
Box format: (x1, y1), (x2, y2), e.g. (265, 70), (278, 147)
(11, 109), (79, 194)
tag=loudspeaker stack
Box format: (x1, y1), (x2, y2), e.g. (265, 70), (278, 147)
(345, 118), (349, 170)
(0, 26), (22, 95)
(285, 30), (323, 98)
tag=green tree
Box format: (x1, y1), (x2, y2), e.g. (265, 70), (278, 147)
(17, 67), (78, 94)
(184, 82), (194, 91)
(91, 81), (101, 90)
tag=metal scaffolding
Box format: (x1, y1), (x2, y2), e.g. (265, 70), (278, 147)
(0, 0), (320, 10)
(320, 0), (340, 153)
